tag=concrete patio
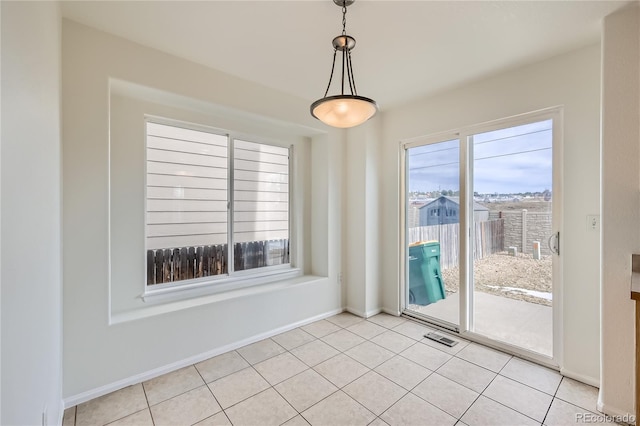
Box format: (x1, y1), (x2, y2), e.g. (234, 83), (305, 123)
(409, 292), (552, 356)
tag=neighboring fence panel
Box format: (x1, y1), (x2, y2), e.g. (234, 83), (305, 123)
(234, 239), (290, 272)
(146, 238), (289, 285)
(408, 219), (504, 269)
(473, 219), (505, 260)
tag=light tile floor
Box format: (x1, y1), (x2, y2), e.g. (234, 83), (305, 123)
(63, 313), (617, 426)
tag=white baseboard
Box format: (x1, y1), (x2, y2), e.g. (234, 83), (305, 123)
(364, 308), (382, 318)
(63, 307), (342, 408)
(596, 393), (636, 425)
(345, 306), (383, 318)
(381, 307), (401, 316)
(57, 399), (65, 426)
(560, 367), (600, 388)
(345, 306), (366, 317)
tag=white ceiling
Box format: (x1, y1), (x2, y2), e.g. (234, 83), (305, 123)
(60, 0), (630, 110)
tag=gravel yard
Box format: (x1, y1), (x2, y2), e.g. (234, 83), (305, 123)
(441, 252), (552, 306)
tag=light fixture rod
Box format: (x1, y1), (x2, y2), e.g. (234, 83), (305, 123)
(323, 49), (338, 98)
(341, 49), (346, 95)
(347, 50), (356, 95)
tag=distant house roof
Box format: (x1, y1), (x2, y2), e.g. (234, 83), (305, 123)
(419, 195), (489, 212)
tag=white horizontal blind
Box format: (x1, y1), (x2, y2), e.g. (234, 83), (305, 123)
(233, 140), (289, 270)
(146, 121), (228, 250)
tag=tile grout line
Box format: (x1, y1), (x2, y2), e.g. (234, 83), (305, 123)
(195, 349), (250, 383)
(235, 337), (287, 367)
(336, 388), (379, 422)
(220, 336), (366, 424)
(465, 354), (557, 425)
(139, 380), (155, 426)
(542, 376), (566, 425)
(97, 398), (153, 426)
(248, 355), (304, 425)
(480, 393), (549, 424)
(546, 377), (606, 420)
(141, 369), (207, 408)
(279, 343), (373, 425)
(269, 362), (326, 419)
(328, 320), (414, 422)
(143, 368), (236, 422)
(289, 335), (344, 368)
(193, 360), (232, 426)
(292, 320), (387, 423)
(445, 345), (553, 394)
(452, 350), (512, 422)
(377, 374), (457, 425)
(105, 408), (153, 426)
(311, 352), (372, 389)
(497, 369), (562, 397)
(210, 366), (272, 412)
(399, 347), (511, 423)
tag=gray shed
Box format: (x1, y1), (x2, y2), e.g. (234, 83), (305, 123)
(419, 196), (489, 226)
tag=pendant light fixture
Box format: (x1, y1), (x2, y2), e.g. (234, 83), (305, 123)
(310, 0), (378, 128)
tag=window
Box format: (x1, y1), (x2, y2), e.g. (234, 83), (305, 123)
(145, 119), (290, 287)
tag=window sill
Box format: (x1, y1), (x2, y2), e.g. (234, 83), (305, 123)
(110, 269), (325, 324)
(142, 266), (301, 304)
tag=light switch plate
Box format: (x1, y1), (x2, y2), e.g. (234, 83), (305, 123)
(586, 214), (600, 232)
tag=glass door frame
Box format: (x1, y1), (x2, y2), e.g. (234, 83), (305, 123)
(400, 130), (462, 332)
(399, 107), (563, 369)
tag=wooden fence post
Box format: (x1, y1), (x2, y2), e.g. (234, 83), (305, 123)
(522, 209), (528, 255)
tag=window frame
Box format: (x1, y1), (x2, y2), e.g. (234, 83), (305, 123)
(143, 115), (296, 298)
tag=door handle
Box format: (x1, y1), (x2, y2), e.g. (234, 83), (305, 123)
(548, 232), (560, 255)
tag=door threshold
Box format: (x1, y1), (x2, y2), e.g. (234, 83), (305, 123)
(402, 310), (458, 333)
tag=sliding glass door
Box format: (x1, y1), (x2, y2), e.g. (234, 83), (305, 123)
(402, 109), (561, 362)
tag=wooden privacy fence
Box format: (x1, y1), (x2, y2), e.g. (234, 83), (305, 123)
(147, 239), (289, 285)
(473, 219), (505, 260)
(408, 219), (504, 269)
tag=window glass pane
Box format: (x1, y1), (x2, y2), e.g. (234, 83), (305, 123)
(406, 139), (460, 327)
(233, 140), (290, 271)
(146, 121), (228, 285)
(471, 119), (553, 356)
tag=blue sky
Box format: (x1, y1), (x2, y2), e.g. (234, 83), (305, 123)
(408, 120), (552, 194)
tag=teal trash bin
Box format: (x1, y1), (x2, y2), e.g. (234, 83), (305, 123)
(408, 241), (446, 306)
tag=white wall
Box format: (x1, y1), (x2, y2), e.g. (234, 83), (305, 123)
(600, 3), (640, 418)
(1, 3), (3, 421)
(380, 44), (602, 383)
(344, 116), (383, 317)
(1, 2), (63, 424)
(63, 20), (343, 400)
